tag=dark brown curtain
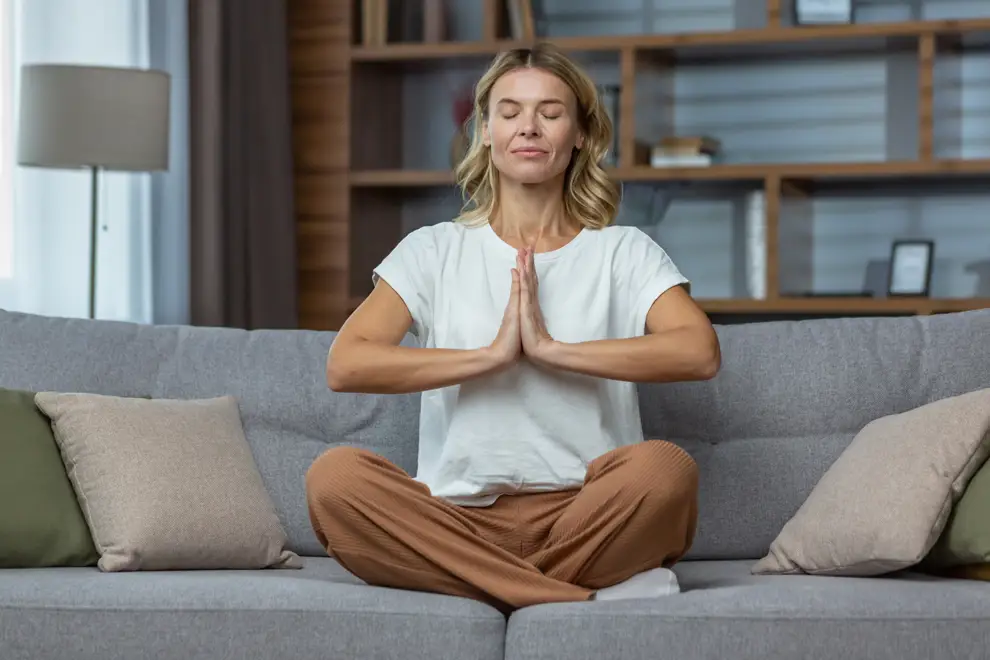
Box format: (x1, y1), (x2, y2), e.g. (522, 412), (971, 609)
(188, 0), (298, 329)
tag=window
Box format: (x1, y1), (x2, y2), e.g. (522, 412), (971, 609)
(0, 0), (12, 279)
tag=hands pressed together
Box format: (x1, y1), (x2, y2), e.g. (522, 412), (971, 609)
(489, 246), (557, 370)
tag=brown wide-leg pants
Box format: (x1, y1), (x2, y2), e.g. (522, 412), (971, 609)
(305, 440), (698, 613)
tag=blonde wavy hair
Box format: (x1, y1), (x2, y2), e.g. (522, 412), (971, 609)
(452, 43), (620, 230)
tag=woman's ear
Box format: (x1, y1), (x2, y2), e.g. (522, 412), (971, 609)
(482, 120), (491, 147)
(575, 133), (585, 150)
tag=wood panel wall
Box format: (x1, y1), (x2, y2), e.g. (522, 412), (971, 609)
(287, 0), (352, 330)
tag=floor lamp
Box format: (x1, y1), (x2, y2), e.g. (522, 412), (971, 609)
(17, 64), (170, 319)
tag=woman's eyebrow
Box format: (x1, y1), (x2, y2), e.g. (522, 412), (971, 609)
(495, 97), (566, 106)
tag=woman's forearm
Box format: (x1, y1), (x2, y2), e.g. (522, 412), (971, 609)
(539, 327), (721, 383)
(327, 339), (504, 394)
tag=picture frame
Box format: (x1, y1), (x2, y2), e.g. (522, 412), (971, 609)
(795, 0), (854, 25)
(887, 240), (934, 297)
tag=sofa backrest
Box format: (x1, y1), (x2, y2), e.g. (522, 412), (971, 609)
(637, 308), (990, 560)
(0, 309), (419, 558)
(3, 308), (990, 561)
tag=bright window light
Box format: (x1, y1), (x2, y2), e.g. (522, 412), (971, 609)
(0, 1), (12, 279)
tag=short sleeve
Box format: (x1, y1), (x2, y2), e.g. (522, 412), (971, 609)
(372, 225), (438, 339)
(615, 228), (690, 335)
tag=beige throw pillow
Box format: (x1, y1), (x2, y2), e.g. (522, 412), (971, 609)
(34, 392), (301, 572)
(752, 388), (990, 576)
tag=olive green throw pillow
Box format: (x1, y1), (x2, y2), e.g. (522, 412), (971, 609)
(923, 454), (990, 570)
(0, 388), (99, 567)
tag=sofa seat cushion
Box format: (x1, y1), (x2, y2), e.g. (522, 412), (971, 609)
(506, 560), (990, 660)
(0, 557), (504, 660)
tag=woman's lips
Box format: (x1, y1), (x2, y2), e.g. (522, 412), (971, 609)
(511, 147), (548, 157)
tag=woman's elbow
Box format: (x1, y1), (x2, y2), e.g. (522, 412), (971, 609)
(326, 364), (350, 392)
(326, 342), (358, 392)
(326, 360), (347, 393)
(695, 331), (722, 381)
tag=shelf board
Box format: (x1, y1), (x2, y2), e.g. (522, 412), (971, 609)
(700, 297), (990, 315)
(351, 18), (990, 62)
(345, 295), (990, 317)
(349, 159), (990, 188)
(350, 169), (455, 187)
(620, 159), (990, 182)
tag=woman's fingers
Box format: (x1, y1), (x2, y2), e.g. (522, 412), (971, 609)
(530, 248), (538, 293)
(516, 247), (540, 299)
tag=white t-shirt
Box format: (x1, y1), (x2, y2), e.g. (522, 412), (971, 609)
(372, 219), (689, 506)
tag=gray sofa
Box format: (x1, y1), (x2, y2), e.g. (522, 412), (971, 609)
(2, 306), (990, 660)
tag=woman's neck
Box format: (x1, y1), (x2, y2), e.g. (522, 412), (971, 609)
(490, 178), (581, 249)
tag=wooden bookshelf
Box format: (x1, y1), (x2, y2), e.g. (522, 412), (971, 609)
(287, 1), (990, 330)
(350, 17), (990, 62)
(351, 158), (990, 187)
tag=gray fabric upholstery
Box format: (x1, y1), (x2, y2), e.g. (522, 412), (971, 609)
(6, 309), (989, 562)
(4, 559), (988, 660)
(637, 309), (990, 559)
(0, 309), (421, 557)
(506, 560), (990, 660)
(4, 307), (990, 660)
(0, 557), (504, 660)
(150, 324), (421, 557)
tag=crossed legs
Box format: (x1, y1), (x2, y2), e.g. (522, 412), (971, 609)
(305, 441), (698, 613)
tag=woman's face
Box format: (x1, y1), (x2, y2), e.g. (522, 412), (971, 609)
(483, 67), (585, 185)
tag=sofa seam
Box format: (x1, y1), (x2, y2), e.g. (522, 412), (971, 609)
(507, 613), (990, 623)
(5, 605), (990, 622)
(0, 605), (502, 621)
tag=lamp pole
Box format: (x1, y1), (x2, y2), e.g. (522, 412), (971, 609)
(16, 64), (170, 321)
(88, 165), (99, 319)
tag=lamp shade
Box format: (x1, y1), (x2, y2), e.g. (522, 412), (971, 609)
(18, 64), (170, 171)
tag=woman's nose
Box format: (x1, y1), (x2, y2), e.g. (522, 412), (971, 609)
(517, 121), (539, 137)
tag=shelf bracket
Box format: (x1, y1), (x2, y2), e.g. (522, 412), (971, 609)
(766, 0), (783, 28)
(918, 33), (936, 162)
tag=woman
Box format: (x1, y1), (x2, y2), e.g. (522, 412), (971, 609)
(305, 43), (721, 614)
